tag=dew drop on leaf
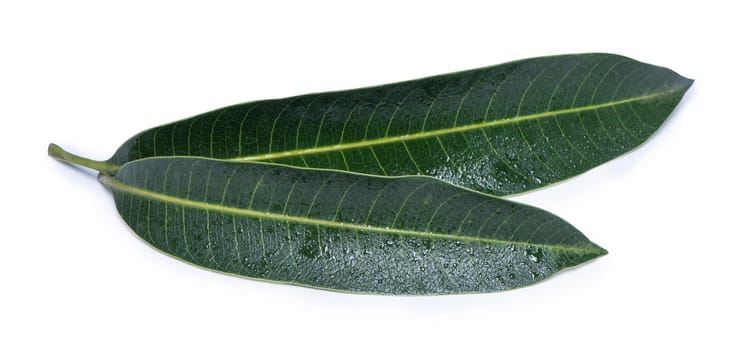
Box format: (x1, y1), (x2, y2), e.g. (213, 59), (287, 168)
(525, 247), (543, 263)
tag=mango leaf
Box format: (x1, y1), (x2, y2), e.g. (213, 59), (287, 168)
(108, 53), (691, 195)
(96, 157), (605, 294)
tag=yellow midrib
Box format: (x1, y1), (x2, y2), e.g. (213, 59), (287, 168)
(235, 92), (669, 161)
(100, 173), (602, 254)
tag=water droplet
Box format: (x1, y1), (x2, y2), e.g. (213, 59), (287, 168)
(525, 248), (543, 263)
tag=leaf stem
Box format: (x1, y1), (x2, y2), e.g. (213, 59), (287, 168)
(48, 143), (120, 174)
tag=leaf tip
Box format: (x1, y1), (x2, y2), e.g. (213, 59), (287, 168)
(680, 76), (695, 91)
(595, 245), (608, 257)
(586, 242), (608, 260)
(667, 69), (694, 95)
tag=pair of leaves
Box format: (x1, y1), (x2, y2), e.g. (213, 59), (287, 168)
(50, 53), (691, 294)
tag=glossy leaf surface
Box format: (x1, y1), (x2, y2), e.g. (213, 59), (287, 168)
(100, 157), (606, 294)
(110, 53), (692, 195)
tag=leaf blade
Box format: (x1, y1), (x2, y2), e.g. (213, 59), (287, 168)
(102, 157), (605, 294)
(110, 53), (691, 195)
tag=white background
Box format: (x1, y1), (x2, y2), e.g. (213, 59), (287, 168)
(2, 1), (733, 349)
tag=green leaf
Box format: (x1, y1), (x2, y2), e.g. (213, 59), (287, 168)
(109, 53), (691, 195)
(99, 157), (605, 294)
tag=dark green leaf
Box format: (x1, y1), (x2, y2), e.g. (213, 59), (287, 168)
(109, 53), (692, 195)
(99, 157), (605, 294)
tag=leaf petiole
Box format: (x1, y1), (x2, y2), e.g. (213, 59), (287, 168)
(48, 143), (120, 174)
